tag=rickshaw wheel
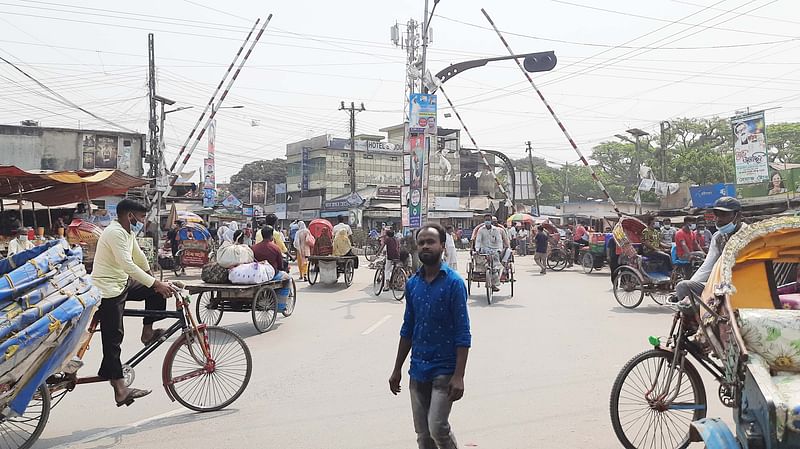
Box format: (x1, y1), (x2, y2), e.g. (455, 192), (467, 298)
(614, 270), (644, 309)
(282, 279), (297, 317)
(649, 290), (670, 306)
(372, 268), (384, 296)
(308, 262), (319, 286)
(196, 291), (223, 326)
(0, 384), (51, 449)
(581, 253), (594, 274)
(252, 287), (277, 333)
(343, 260), (354, 287)
(610, 349), (707, 449)
(467, 263), (473, 295)
(548, 250), (567, 271)
(485, 278), (492, 305)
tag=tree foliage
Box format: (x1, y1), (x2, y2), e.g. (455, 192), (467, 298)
(510, 118), (800, 206)
(229, 159), (286, 203)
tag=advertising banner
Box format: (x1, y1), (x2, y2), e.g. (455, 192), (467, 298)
(203, 158), (215, 189)
(407, 134), (426, 228)
(250, 181), (267, 205)
(202, 188), (215, 208)
(222, 194), (242, 209)
(94, 135), (118, 169)
(736, 166), (800, 199)
(409, 93), (437, 134)
(689, 183), (736, 208)
(732, 111), (769, 185)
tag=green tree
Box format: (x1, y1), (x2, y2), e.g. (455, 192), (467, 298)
(767, 122), (800, 162)
(229, 159), (286, 204)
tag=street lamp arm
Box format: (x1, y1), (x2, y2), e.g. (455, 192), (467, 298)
(433, 51), (556, 85)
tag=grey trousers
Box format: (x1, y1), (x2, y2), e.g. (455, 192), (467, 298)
(675, 280), (705, 303)
(534, 252), (547, 273)
(410, 375), (458, 449)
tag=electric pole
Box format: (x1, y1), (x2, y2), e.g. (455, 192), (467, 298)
(659, 121), (671, 180)
(339, 101), (366, 194)
(147, 33), (158, 180)
(525, 141), (541, 216)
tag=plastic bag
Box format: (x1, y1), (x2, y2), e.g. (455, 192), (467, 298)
(216, 243), (254, 269)
(228, 262), (275, 285)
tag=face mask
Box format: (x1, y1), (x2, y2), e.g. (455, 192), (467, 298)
(718, 222), (736, 235)
(689, 224), (696, 230)
(484, 221), (492, 229)
(663, 224), (670, 230)
(19, 235), (27, 241)
(129, 215), (144, 234)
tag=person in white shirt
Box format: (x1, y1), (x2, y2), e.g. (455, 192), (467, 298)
(7, 228), (34, 256)
(474, 216), (506, 291)
(444, 225), (458, 270)
(516, 225), (529, 257)
(93, 199), (175, 407)
(333, 215), (353, 239)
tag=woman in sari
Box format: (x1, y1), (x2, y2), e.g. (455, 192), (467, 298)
(293, 222), (312, 281)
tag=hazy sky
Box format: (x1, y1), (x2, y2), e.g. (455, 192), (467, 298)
(1, 0), (799, 182)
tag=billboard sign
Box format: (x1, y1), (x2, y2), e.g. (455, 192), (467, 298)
(250, 181), (267, 205)
(689, 183), (736, 208)
(732, 111), (769, 185)
(407, 133), (426, 228)
(409, 93), (437, 134)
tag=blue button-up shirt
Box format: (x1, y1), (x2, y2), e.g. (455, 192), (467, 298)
(400, 263), (471, 382)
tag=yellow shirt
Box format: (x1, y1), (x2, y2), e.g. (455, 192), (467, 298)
(91, 221), (155, 298)
(254, 230), (288, 253)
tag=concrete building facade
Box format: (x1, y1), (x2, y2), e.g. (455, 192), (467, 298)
(0, 124), (145, 176)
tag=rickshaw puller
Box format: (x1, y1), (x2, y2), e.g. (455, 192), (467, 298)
(474, 218), (505, 292)
(670, 197), (745, 329)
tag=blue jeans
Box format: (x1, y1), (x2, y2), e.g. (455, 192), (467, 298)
(410, 375), (459, 449)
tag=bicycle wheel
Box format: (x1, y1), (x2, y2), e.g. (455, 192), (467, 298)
(485, 275), (493, 305)
(164, 326), (252, 413)
(581, 253), (594, 274)
(252, 287), (277, 333)
(614, 270), (645, 309)
(610, 349), (707, 449)
(282, 279), (297, 317)
(372, 268), (384, 296)
(195, 291), (223, 326)
(172, 251), (183, 277)
(0, 384), (51, 449)
(365, 243), (378, 262)
(391, 268), (407, 301)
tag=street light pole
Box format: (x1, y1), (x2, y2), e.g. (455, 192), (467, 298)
(525, 141), (540, 216)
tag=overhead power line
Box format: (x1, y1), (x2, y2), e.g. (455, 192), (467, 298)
(0, 54), (136, 132)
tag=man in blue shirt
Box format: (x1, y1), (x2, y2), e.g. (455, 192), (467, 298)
(389, 224), (471, 449)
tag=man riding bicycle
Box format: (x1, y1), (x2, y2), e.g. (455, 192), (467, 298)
(93, 199), (176, 407)
(474, 216), (506, 292)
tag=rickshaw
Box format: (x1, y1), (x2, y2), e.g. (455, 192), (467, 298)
(611, 216), (690, 308)
(608, 216), (800, 449)
(467, 247), (515, 305)
(160, 222), (212, 276)
(579, 231), (608, 274)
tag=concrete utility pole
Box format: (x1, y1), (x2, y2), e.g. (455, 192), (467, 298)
(659, 121), (671, 180)
(147, 33), (158, 179)
(339, 101), (366, 194)
(525, 141), (541, 216)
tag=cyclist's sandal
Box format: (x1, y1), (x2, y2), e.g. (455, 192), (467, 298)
(141, 328), (167, 346)
(116, 388), (151, 407)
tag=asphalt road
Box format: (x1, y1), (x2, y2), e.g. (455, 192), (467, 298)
(35, 251), (729, 449)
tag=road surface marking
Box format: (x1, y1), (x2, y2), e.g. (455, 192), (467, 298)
(51, 407), (185, 448)
(362, 315), (392, 335)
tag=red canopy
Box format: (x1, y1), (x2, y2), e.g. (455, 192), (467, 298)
(0, 166), (147, 206)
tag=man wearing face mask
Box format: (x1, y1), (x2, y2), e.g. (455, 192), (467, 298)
(7, 228), (34, 256)
(660, 218), (676, 246)
(671, 197), (745, 308)
(93, 199), (176, 407)
(474, 216), (505, 292)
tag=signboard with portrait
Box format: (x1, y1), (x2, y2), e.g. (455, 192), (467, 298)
(409, 94), (437, 134)
(94, 135), (119, 169)
(732, 111), (769, 185)
(250, 181), (267, 205)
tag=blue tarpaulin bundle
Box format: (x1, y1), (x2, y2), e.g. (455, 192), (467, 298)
(0, 240), (100, 417)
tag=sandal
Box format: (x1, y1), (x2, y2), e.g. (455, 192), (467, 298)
(141, 328), (167, 346)
(116, 388), (151, 407)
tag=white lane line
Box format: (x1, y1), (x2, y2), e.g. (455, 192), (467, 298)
(51, 407), (185, 448)
(361, 315), (392, 335)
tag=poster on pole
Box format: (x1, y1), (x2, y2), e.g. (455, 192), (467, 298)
(409, 93), (437, 134)
(407, 133), (425, 228)
(250, 181), (267, 205)
(202, 188), (215, 208)
(203, 157), (215, 189)
(732, 111), (769, 185)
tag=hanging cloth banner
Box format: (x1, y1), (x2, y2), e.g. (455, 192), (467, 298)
(638, 179), (655, 191)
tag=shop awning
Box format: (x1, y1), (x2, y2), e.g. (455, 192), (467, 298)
(0, 166), (148, 206)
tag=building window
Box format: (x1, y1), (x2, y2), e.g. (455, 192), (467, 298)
(363, 154), (373, 159)
(390, 156), (398, 161)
